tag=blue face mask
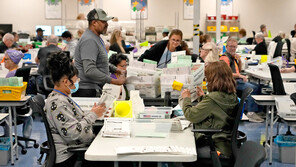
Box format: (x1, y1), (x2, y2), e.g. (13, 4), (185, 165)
(68, 82), (79, 94)
(63, 40), (68, 44)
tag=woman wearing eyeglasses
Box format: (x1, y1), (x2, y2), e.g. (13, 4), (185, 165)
(45, 51), (106, 166)
(138, 29), (184, 68)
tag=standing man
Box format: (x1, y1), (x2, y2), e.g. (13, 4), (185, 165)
(73, 8), (125, 97)
(35, 28), (44, 42)
(220, 38), (264, 123)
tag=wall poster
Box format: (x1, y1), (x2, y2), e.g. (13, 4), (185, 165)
(45, 0), (62, 19)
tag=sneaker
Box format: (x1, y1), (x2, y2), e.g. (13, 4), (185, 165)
(256, 112), (266, 119)
(247, 112), (264, 123)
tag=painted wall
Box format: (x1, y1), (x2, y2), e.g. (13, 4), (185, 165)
(0, 0), (295, 38)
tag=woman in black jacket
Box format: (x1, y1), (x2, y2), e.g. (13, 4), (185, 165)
(109, 29), (134, 54)
(138, 29), (183, 68)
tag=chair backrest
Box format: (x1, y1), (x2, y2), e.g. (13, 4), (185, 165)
(290, 93), (296, 105)
(234, 141), (266, 167)
(29, 95), (56, 167)
(15, 66), (32, 82)
(246, 38), (253, 45)
(231, 87), (253, 159)
(285, 38), (291, 60)
(273, 41), (284, 58)
(268, 63), (286, 95)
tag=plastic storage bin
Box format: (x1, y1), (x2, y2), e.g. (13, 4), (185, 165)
(274, 135), (296, 164)
(0, 82), (27, 101)
(131, 119), (172, 138)
(0, 137), (11, 165)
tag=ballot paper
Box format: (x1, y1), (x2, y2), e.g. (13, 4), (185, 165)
(102, 83), (121, 99)
(101, 118), (132, 138)
(116, 146), (196, 155)
(171, 51), (186, 63)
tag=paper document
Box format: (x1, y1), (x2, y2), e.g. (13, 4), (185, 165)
(116, 146), (196, 155)
(101, 118), (132, 138)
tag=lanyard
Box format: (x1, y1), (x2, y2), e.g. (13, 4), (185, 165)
(99, 37), (108, 55)
(53, 89), (82, 110)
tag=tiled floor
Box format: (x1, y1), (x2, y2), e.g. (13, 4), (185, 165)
(0, 116), (295, 167)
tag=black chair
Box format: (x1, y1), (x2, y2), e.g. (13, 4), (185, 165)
(6, 67), (39, 154)
(268, 63), (286, 95)
(191, 87), (253, 167)
(246, 38), (254, 45)
(29, 95), (87, 167)
(285, 39), (291, 61)
(36, 75), (54, 97)
(234, 141), (266, 167)
(252, 31), (257, 44)
(273, 41), (284, 58)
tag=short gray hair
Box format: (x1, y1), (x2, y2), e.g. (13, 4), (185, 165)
(278, 31), (285, 38)
(255, 33), (264, 40)
(3, 33), (14, 42)
(47, 35), (59, 44)
(260, 24), (266, 30)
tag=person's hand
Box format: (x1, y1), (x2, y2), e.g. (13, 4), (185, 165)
(91, 103), (106, 118)
(196, 86), (205, 97)
(116, 75), (126, 85)
(280, 67), (294, 73)
(240, 75), (248, 82)
(181, 89), (191, 98)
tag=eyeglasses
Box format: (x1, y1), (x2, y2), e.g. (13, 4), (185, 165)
(70, 78), (80, 85)
(227, 45), (237, 49)
(170, 39), (181, 44)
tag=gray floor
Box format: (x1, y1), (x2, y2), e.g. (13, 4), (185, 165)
(0, 116), (295, 167)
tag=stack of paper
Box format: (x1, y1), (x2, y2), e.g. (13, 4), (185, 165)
(116, 146), (196, 155)
(101, 118), (132, 138)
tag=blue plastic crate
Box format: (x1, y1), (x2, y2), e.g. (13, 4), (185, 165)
(274, 135), (296, 147)
(0, 137), (11, 151)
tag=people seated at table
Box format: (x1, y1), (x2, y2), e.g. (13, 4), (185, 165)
(238, 28), (247, 44)
(291, 24), (296, 38)
(260, 24), (268, 37)
(220, 38), (264, 123)
(181, 61), (239, 158)
(162, 28), (169, 40)
(2, 49), (33, 147)
(290, 32), (296, 61)
(35, 35), (61, 96)
(0, 33), (17, 53)
(61, 31), (78, 59)
(138, 29), (183, 68)
(199, 42), (219, 64)
(253, 33), (267, 55)
(109, 29), (134, 54)
(272, 31), (285, 43)
(45, 51), (106, 166)
(35, 28), (44, 42)
(109, 53), (131, 100)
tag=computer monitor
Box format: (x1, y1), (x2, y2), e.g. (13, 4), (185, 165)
(0, 24), (13, 34)
(35, 25), (52, 36)
(54, 26), (67, 36)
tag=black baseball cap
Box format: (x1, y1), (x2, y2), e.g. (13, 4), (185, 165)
(36, 28), (44, 32)
(87, 8), (114, 22)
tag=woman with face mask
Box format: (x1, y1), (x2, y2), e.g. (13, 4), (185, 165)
(138, 29), (184, 68)
(45, 51), (106, 166)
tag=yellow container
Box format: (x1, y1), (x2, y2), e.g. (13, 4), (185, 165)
(220, 25), (228, 32)
(172, 80), (184, 91)
(114, 101), (133, 118)
(230, 27), (239, 32)
(261, 55), (268, 63)
(0, 82), (27, 101)
(207, 26), (216, 32)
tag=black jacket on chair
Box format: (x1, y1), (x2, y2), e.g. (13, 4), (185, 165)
(253, 42), (267, 55)
(138, 40), (182, 64)
(109, 40), (134, 54)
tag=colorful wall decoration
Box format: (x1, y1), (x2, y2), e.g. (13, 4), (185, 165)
(78, 0), (95, 15)
(183, 0), (194, 20)
(45, 0), (62, 19)
(131, 0), (148, 19)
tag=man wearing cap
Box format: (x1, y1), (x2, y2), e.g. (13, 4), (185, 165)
(73, 8), (126, 97)
(162, 28), (169, 40)
(35, 28), (44, 42)
(0, 33), (17, 53)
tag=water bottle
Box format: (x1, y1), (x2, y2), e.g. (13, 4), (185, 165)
(164, 91), (172, 107)
(130, 90), (145, 118)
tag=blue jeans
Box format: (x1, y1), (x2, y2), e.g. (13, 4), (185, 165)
(236, 79), (261, 113)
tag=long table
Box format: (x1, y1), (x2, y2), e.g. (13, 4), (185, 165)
(85, 128), (197, 167)
(245, 68), (296, 82)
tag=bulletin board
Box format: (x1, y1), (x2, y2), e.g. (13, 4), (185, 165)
(78, 0), (96, 15)
(45, 0), (62, 19)
(183, 0), (194, 20)
(131, 0), (148, 20)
